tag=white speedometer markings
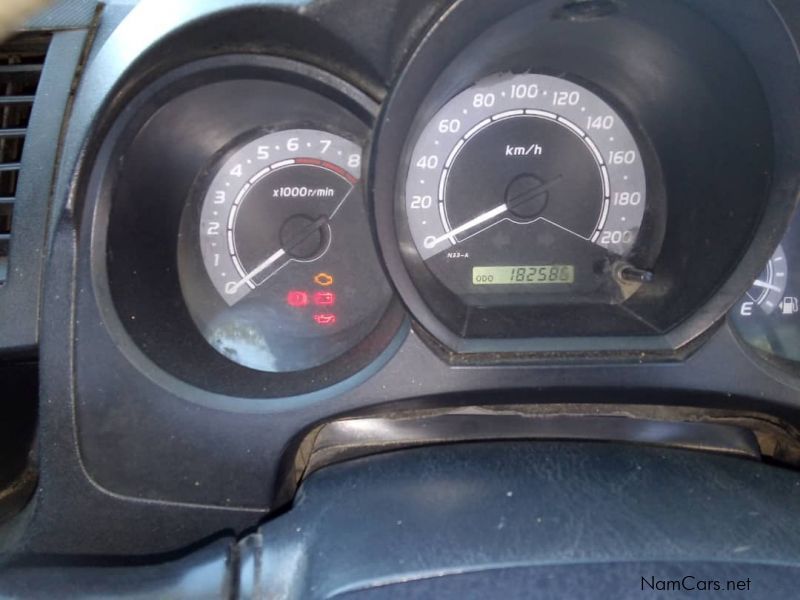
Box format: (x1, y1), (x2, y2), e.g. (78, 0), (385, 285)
(493, 109), (524, 121)
(526, 109), (557, 119)
(465, 119), (491, 140)
(430, 110), (613, 257)
(405, 73), (647, 268)
(556, 115), (585, 138)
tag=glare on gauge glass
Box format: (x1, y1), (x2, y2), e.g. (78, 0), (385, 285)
(186, 128), (391, 373)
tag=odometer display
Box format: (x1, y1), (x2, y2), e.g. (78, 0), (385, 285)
(403, 73), (649, 306)
(473, 265), (575, 286)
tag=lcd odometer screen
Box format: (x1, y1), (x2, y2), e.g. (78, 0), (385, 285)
(473, 265), (575, 286)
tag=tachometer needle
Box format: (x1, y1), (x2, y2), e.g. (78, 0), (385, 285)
(753, 280), (781, 293)
(226, 248), (287, 295)
(226, 215), (331, 296)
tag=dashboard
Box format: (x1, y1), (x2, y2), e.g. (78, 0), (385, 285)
(82, 0), (800, 399)
(5, 0), (800, 594)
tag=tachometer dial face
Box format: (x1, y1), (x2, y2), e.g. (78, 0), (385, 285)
(403, 73), (649, 305)
(188, 128), (392, 373)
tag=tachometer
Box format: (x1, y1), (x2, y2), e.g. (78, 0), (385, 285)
(185, 128), (392, 373)
(404, 73), (649, 303)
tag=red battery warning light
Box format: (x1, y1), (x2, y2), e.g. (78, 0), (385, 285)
(313, 291), (336, 307)
(286, 291), (310, 308)
(314, 314), (337, 326)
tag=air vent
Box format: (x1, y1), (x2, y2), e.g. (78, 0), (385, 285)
(0, 33), (50, 284)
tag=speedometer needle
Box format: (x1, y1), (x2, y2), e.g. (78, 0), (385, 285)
(424, 175), (563, 250)
(425, 205), (508, 249)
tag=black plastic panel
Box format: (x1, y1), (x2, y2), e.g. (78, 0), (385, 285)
(11, 0), (800, 563)
(6, 442), (800, 599)
(257, 442), (800, 598)
(0, 31), (86, 354)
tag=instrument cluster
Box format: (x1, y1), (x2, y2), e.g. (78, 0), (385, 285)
(84, 0), (800, 399)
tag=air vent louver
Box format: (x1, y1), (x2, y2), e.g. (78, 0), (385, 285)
(0, 33), (49, 283)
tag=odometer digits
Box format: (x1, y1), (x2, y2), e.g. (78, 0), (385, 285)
(473, 265), (575, 286)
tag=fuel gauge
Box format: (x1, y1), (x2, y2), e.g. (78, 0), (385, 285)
(737, 245), (788, 317)
(732, 225), (800, 362)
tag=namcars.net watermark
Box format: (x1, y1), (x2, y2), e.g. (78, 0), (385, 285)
(642, 575), (752, 593)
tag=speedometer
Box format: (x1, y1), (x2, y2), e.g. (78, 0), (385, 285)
(404, 73), (650, 304)
(373, 0), (779, 353)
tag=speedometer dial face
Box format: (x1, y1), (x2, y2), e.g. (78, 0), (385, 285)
(187, 128), (392, 373)
(404, 73), (649, 305)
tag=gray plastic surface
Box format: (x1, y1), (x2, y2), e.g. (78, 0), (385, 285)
(22, 0), (98, 32)
(0, 539), (234, 599)
(17, 0), (800, 564)
(334, 562), (799, 599)
(258, 442), (800, 598)
(0, 30), (87, 353)
(4, 442), (800, 599)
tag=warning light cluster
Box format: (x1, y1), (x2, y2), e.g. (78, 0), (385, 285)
(286, 291), (337, 308)
(286, 273), (338, 327)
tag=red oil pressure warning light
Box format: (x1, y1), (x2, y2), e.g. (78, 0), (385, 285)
(314, 314), (337, 326)
(314, 291), (336, 307)
(287, 290), (310, 308)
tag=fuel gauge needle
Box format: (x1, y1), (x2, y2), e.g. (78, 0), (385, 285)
(226, 248), (287, 295)
(753, 280), (782, 293)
